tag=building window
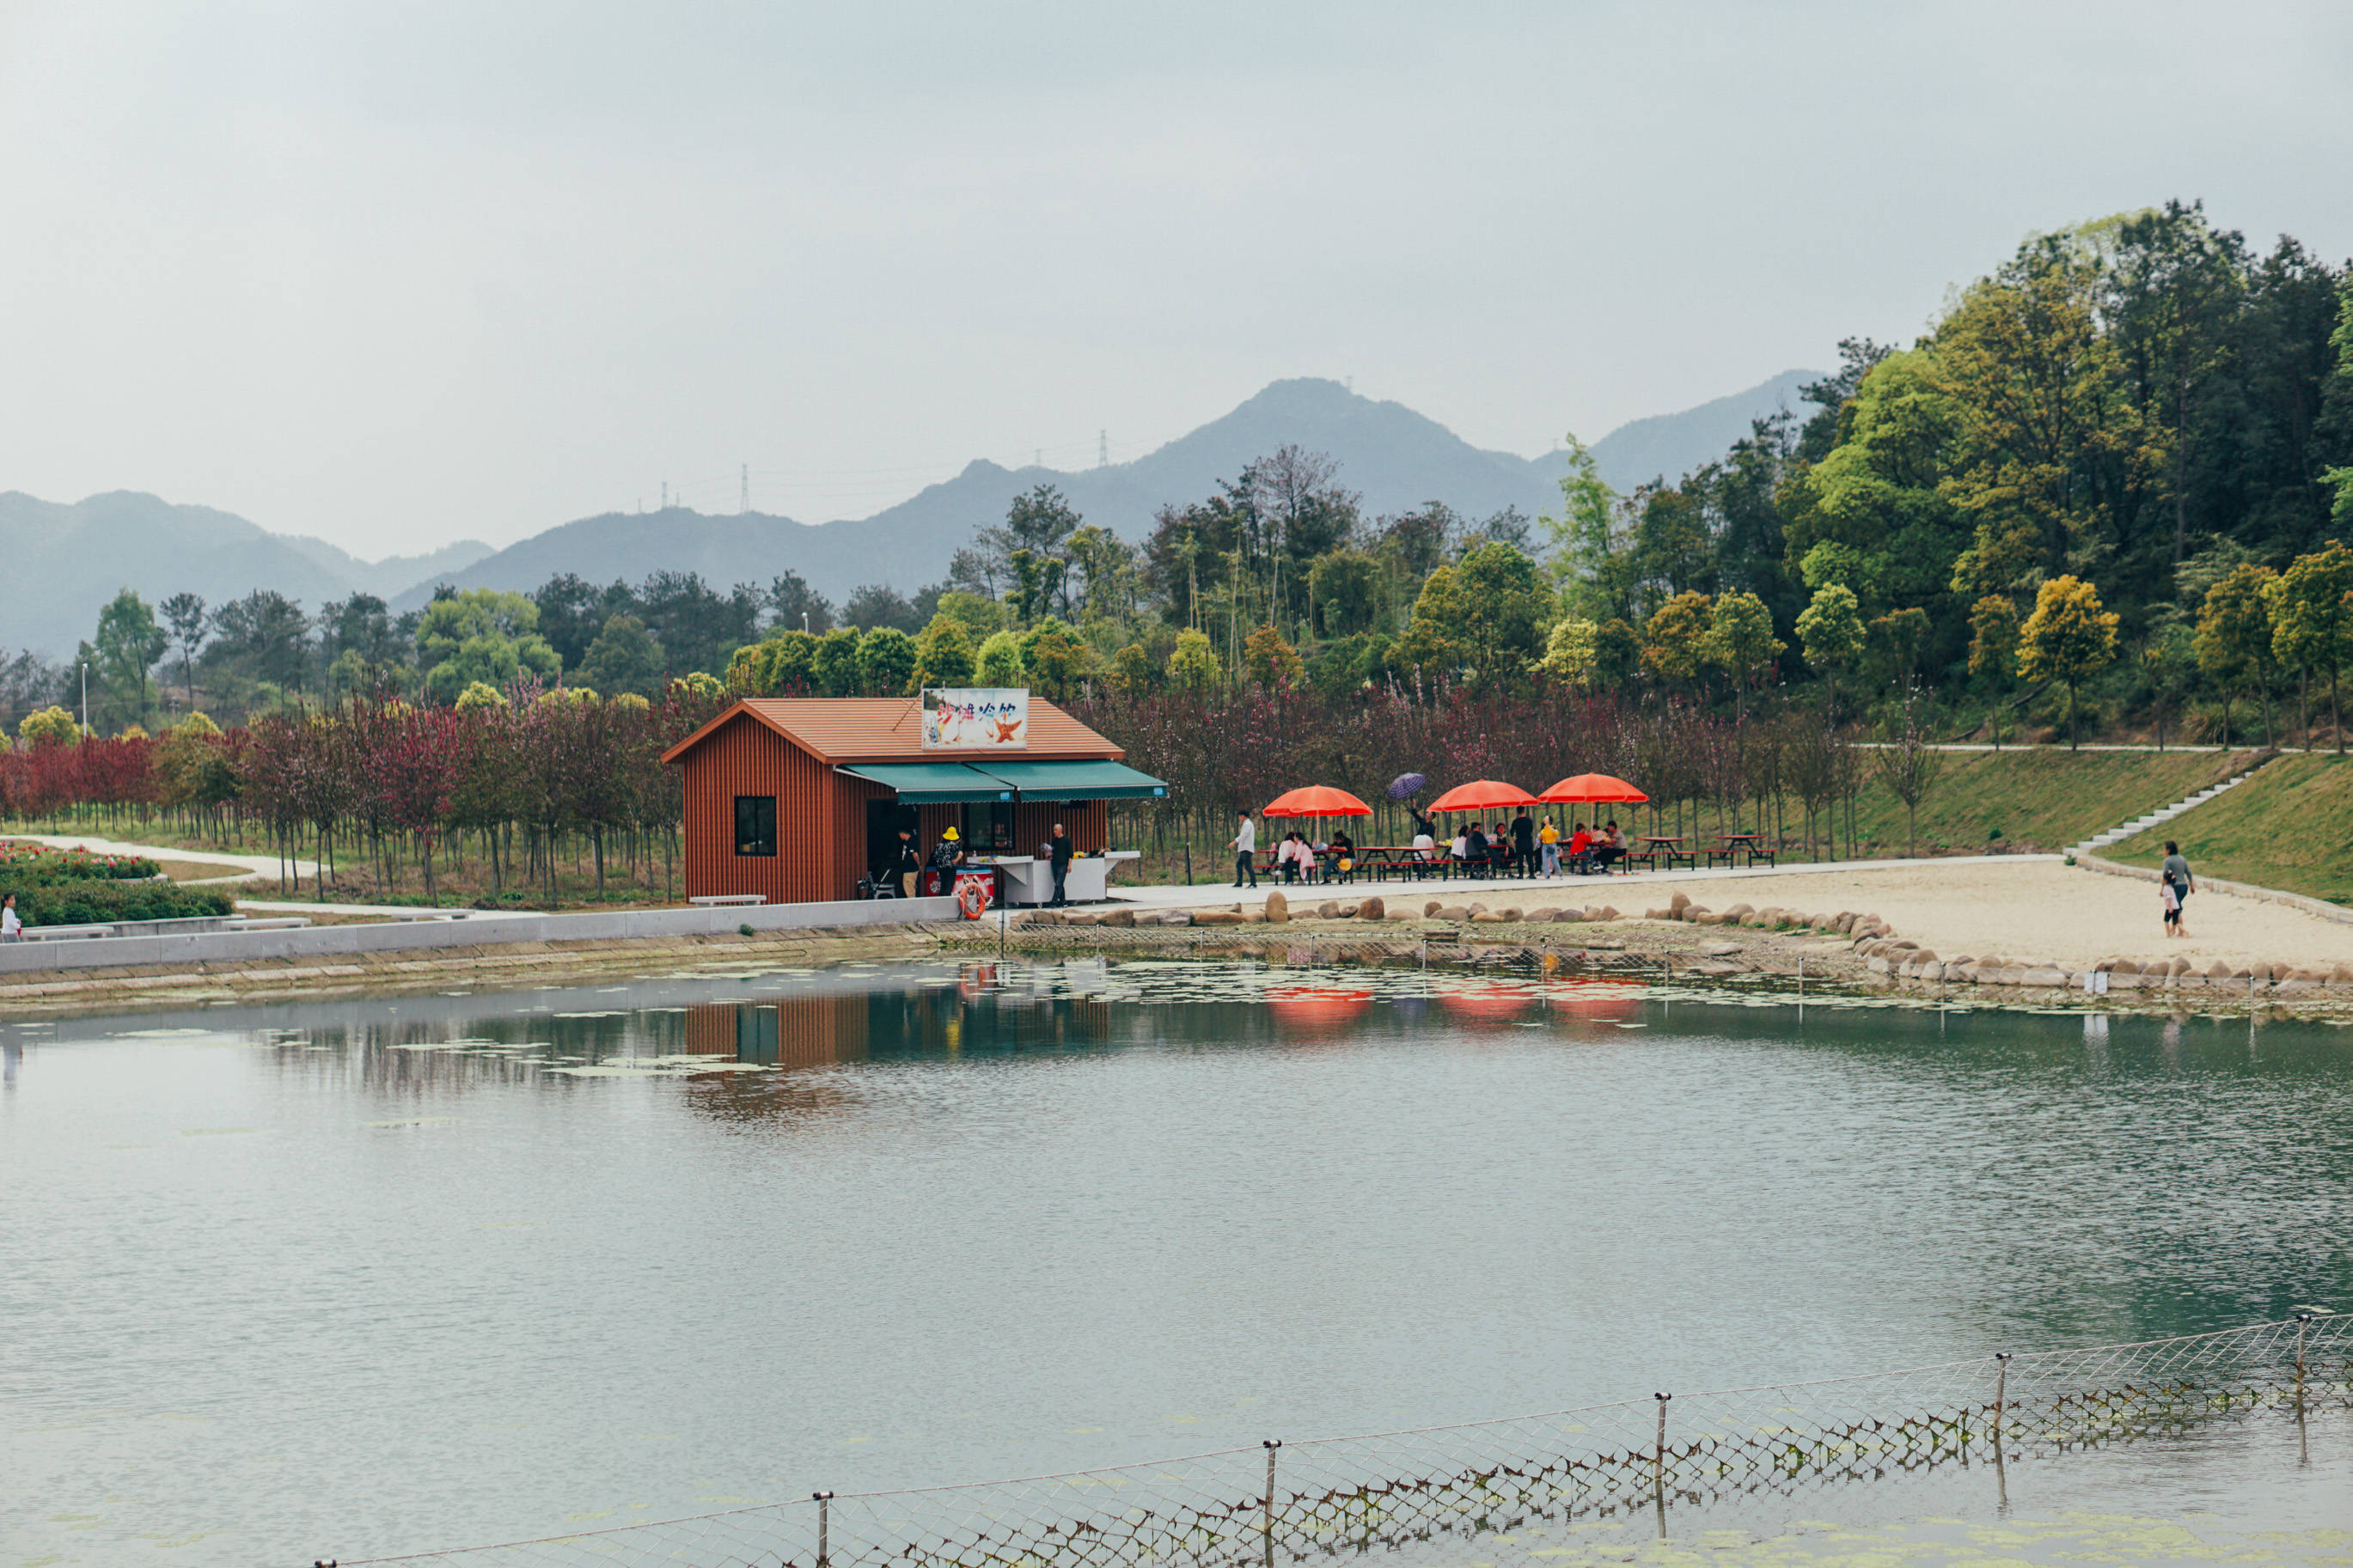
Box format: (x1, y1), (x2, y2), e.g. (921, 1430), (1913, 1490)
(734, 796), (777, 857)
(963, 799), (1014, 851)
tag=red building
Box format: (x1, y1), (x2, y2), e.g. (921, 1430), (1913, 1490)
(661, 697), (1165, 904)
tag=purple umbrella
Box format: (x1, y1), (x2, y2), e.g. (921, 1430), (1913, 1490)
(1386, 772), (1427, 802)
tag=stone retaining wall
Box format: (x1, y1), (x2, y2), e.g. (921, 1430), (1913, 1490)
(0, 894), (961, 977)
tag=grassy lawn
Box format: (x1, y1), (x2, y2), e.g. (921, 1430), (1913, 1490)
(1836, 747), (2253, 858)
(2107, 753), (2353, 906)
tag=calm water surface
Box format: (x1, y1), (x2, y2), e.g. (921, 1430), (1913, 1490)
(3, 960), (2350, 1566)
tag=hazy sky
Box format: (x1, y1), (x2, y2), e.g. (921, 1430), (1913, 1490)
(3, 2), (2349, 558)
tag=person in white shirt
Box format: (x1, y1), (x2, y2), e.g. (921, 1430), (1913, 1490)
(1, 893), (21, 940)
(1411, 827), (1436, 878)
(1229, 812), (1258, 888)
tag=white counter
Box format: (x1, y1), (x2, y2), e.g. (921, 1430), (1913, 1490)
(976, 850), (1140, 906)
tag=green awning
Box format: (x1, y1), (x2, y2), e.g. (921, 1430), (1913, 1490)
(838, 763), (1015, 804)
(972, 760), (1170, 801)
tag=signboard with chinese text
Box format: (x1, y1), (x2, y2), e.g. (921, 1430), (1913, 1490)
(921, 687), (1029, 750)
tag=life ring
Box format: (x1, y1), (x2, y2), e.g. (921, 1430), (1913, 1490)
(956, 876), (990, 920)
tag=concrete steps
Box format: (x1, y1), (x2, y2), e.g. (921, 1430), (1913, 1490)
(2069, 759), (2271, 857)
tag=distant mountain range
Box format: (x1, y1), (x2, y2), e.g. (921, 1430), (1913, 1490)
(5, 371), (1816, 658)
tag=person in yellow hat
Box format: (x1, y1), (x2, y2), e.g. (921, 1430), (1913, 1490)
(929, 824), (969, 878)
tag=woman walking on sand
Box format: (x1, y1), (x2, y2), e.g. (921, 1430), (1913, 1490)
(2160, 840), (2194, 938)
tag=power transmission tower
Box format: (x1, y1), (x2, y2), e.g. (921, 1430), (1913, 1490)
(1097, 429), (1108, 468)
(741, 463), (749, 515)
(661, 480), (669, 509)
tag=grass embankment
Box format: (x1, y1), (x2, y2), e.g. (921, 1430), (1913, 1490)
(1111, 749), (2252, 884)
(1837, 747), (2251, 857)
(2107, 753), (2353, 906)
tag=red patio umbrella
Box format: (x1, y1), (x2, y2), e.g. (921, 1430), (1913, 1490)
(1427, 779), (1536, 813)
(1263, 785), (1372, 818)
(1538, 772), (1650, 804)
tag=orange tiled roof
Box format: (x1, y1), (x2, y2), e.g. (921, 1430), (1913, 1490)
(663, 697), (1124, 766)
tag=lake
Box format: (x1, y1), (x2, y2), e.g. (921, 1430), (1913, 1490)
(3, 959), (2349, 1566)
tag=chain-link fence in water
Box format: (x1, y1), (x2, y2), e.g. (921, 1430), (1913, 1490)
(321, 1313), (2346, 1568)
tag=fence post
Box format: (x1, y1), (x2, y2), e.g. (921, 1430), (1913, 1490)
(1262, 1438), (1281, 1562)
(1652, 1391), (1671, 1497)
(1991, 1352), (2011, 1434)
(2296, 1312), (2312, 1406)
(814, 1490), (834, 1568)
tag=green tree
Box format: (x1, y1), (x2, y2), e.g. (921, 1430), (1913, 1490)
(2267, 540), (2353, 752)
(1241, 624), (1305, 688)
(910, 615), (978, 690)
(1935, 239), (2163, 597)
(931, 589), (1013, 639)
(1967, 595), (2021, 747)
(1112, 643), (1153, 693)
(91, 587), (168, 730)
(1538, 433), (1623, 618)
(415, 589), (560, 705)
(1308, 549), (1382, 636)
(1391, 564), (1470, 678)
(19, 705), (78, 747)
(1794, 583), (1868, 721)
(975, 630), (1026, 686)
(1703, 590), (1784, 713)
(1167, 628), (1221, 691)
(160, 591), (207, 713)
(1592, 618), (1641, 686)
(1535, 617), (1598, 686)
(2017, 574), (2120, 748)
(1026, 625), (1086, 699)
(1640, 591), (1713, 687)
(812, 627), (864, 696)
(1452, 542), (1550, 681)
(2193, 563), (2278, 747)
(1872, 684), (1947, 857)
(580, 613), (666, 697)
(454, 681), (509, 711)
(857, 626), (920, 696)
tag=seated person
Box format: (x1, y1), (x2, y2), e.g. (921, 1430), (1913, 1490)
(1411, 826), (1436, 876)
(1591, 821), (1627, 872)
(1464, 823), (1489, 878)
(1567, 821), (1593, 872)
(1448, 829), (1470, 876)
(1329, 829), (1355, 883)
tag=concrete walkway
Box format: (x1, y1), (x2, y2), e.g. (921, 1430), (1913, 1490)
(1100, 852), (2062, 910)
(4, 830), (320, 882)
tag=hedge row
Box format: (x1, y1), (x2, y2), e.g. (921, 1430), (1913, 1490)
(5, 882), (235, 926)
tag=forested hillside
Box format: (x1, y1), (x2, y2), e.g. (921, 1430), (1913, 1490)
(11, 203), (2352, 766)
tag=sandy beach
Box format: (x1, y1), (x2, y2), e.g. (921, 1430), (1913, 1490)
(1486, 860), (2350, 973)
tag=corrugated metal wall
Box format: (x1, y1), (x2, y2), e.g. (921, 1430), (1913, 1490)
(681, 714), (847, 902)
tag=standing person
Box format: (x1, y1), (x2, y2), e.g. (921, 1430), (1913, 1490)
(893, 827), (923, 899)
(1511, 808), (1537, 879)
(1538, 815), (1562, 877)
(2160, 839), (2194, 937)
(1048, 822), (1074, 908)
(1230, 812), (1258, 888)
(1, 892), (20, 941)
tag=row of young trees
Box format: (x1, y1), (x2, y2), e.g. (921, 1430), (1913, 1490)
(0, 682), (730, 904)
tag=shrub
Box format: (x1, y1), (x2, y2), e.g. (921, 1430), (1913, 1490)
(9, 881), (233, 926)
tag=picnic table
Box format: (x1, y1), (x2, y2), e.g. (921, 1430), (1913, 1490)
(1354, 845), (1445, 881)
(1707, 833), (1776, 869)
(1630, 835), (1696, 871)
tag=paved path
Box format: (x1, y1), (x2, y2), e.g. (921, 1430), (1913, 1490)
(1100, 852), (2062, 910)
(3, 831), (319, 882)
